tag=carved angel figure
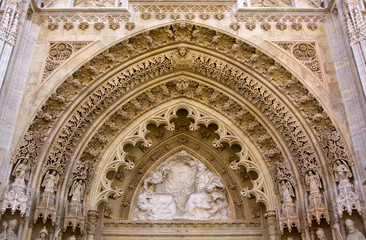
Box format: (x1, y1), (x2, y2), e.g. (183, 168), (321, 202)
(279, 180), (294, 202)
(69, 179), (85, 203)
(333, 160), (352, 186)
(12, 159), (30, 185)
(306, 171), (322, 194)
(345, 219), (366, 240)
(0, 219), (17, 240)
(42, 170), (59, 193)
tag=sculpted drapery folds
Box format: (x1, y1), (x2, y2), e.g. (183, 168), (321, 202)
(4, 23), (355, 237)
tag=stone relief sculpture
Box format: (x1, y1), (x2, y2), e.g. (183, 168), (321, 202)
(306, 171), (322, 194)
(0, 219), (17, 240)
(34, 170), (60, 224)
(34, 227), (48, 240)
(12, 159), (30, 186)
(69, 179), (85, 203)
(304, 171), (329, 225)
(278, 180), (300, 234)
(42, 170), (59, 194)
(63, 179), (86, 231)
(0, 159), (30, 217)
(344, 219), (366, 240)
(133, 151), (231, 221)
(316, 228), (327, 240)
(333, 160), (361, 217)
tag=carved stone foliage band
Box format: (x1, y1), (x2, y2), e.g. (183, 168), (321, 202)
(10, 24), (351, 223)
(43, 42), (92, 81)
(274, 42), (324, 81)
(235, 14), (323, 31)
(40, 14), (130, 24)
(132, 4), (232, 21)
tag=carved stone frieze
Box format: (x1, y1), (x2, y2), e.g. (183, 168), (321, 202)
(42, 42), (92, 81)
(41, 14), (130, 26)
(11, 24), (351, 224)
(132, 4), (233, 22)
(234, 14), (324, 30)
(274, 41), (324, 81)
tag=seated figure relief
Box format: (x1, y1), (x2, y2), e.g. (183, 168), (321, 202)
(133, 151), (231, 221)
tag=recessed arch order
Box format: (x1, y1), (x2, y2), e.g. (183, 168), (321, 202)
(10, 22), (355, 237)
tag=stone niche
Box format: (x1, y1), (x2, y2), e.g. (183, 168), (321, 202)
(133, 150), (231, 221)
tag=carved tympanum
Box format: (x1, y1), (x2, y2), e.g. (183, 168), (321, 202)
(133, 151), (231, 221)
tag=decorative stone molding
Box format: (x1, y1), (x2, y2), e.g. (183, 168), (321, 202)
(251, 0), (292, 7)
(343, 0), (366, 45)
(331, 160), (361, 218)
(265, 211), (277, 240)
(234, 14), (324, 30)
(74, 0), (114, 7)
(273, 41), (324, 81)
(103, 220), (261, 227)
(11, 24), (351, 226)
(0, 0), (24, 46)
(131, 4), (233, 22)
(42, 41), (92, 81)
(113, 130), (250, 220)
(40, 14), (130, 25)
(86, 210), (99, 235)
(0, 180), (31, 218)
(92, 102), (273, 210)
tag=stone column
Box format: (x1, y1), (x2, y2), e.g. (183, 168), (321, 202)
(86, 210), (99, 240)
(265, 210), (278, 240)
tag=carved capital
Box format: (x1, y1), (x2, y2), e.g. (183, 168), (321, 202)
(86, 210), (99, 235)
(265, 211), (277, 240)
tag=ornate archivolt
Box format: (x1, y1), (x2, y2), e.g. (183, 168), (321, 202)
(90, 100), (276, 211)
(4, 23), (358, 238)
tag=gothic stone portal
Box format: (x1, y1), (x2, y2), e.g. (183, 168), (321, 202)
(133, 151), (231, 221)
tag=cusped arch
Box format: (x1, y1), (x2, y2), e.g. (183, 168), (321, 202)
(7, 22), (354, 235)
(89, 99), (277, 211)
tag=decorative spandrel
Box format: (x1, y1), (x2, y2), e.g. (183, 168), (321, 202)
(133, 151), (231, 221)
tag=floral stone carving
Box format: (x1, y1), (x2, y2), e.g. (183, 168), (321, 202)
(42, 42), (92, 81)
(274, 42), (323, 81)
(133, 150), (231, 221)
